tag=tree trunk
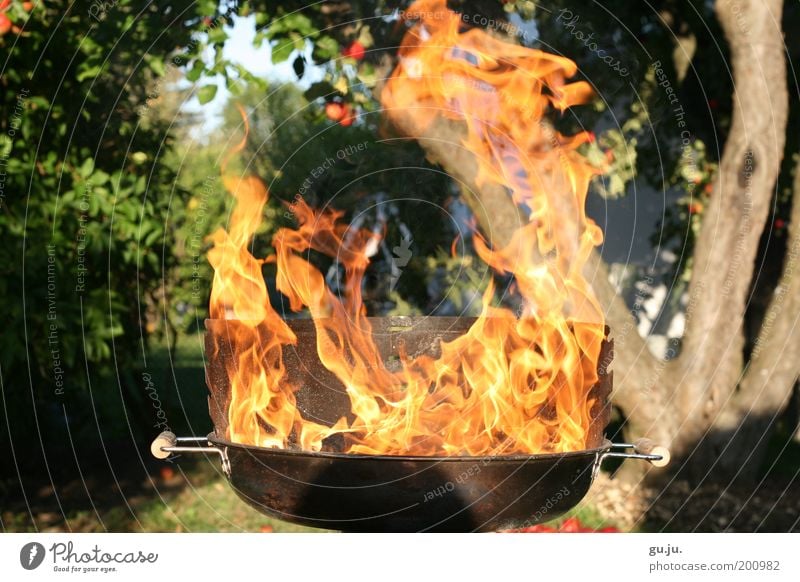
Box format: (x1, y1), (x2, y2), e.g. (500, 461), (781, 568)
(691, 155), (800, 482)
(673, 0), (791, 479)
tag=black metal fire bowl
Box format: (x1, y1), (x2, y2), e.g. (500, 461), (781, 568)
(150, 317), (668, 532)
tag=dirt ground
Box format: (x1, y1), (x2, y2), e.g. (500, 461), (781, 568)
(585, 472), (800, 532)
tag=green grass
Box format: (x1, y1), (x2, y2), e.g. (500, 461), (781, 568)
(127, 465), (323, 533)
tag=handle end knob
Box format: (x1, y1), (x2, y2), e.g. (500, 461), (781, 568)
(634, 438), (671, 468)
(151, 431), (177, 460)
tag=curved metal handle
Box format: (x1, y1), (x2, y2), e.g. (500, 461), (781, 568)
(150, 431), (231, 476)
(603, 439), (671, 467)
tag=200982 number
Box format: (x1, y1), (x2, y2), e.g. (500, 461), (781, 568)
(735, 560), (780, 571)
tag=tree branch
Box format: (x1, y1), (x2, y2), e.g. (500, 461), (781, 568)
(741, 157), (800, 408)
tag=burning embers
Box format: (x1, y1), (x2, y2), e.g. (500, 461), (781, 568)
(206, 0), (606, 457)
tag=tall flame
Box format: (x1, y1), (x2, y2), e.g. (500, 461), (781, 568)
(207, 0), (606, 457)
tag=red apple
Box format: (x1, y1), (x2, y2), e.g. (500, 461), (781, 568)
(774, 218), (786, 229)
(342, 41), (365, 61)
(0, 14), (11, 36)
(23, 1), (34, 11)
(0, 0), (11, 10)
(339, 105), (355, 126)
(325, 101), (346, 122)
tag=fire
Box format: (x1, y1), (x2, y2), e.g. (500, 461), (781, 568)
(207, 0), (606, 456)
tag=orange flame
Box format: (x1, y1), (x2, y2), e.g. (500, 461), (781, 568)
(207, 0), (606, 456)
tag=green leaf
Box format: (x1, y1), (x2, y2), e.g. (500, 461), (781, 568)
(79, 158), (95, 178)
(133, 175), (147, 195)
(271, 39), (295, 64)
(147, 56), (166, 77)
(356, 63), (377, 88)
(313, 36), (339, 60)
(91, 170), (110, 185)
(226, 76), (244, 96)
(280, 13), (314, 36)
(186, 60), (205, 83)
(290, 32), (305, 51)
(253, 30), (267, 48)
(208, 26), (228, 45)
(304, 81), (336, 101)
(29, 96), (50, 109)
(197, 84), (218, 104)
(0, 135), (11, 158)
(77, 65), (103, 82)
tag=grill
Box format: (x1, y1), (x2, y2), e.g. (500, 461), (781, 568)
(151, 317), (668, 532)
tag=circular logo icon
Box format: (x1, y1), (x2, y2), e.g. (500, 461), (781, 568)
(20, 542), (46, 570)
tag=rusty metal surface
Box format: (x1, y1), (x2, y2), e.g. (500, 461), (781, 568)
(588, 328), (613, 449)
(213, 434), (608, 532)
